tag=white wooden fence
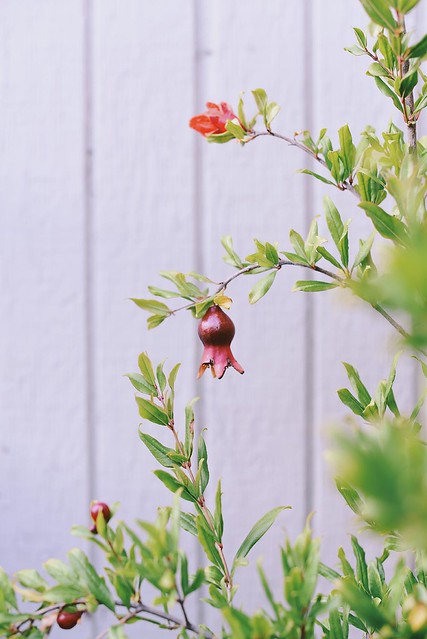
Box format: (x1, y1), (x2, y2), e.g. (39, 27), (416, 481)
(0, 0), (426, 635)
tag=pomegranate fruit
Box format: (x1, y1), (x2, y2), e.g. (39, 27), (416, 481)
(57, 609), (83, 630)
(197, 305), (244, 379)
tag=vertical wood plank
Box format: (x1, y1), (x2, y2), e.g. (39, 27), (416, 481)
(197, 0), (309, 621)
(0, 1), (87, 570)
(311, 0), (418, 568)
(91, 0), (198, 631)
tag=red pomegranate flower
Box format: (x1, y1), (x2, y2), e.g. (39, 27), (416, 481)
(189, 102), (239, 137)
(198, 305), (244, 379)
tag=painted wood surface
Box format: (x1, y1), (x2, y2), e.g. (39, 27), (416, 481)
(0, 0), (426, 635)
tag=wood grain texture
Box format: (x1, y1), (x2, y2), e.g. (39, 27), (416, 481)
(0, 0), (88, 570)
(196, 0), (310, 625)
(90, 0), (199, 633)
(0, 0), (425, 635)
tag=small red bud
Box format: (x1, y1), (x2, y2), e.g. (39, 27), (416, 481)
(197, 305), (244, 379)
(57, 609), (84, 630)
(90, 501), (111, 534)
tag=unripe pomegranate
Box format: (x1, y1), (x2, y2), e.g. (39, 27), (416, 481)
(57, 609), (83, 630)
(197, 305), (244, 379)
(90, 501), (111, 533)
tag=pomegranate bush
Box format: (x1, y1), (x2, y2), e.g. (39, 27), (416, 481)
(2, 0), (427, 637)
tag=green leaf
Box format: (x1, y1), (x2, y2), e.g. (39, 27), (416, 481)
(367, 62), (390, 77)
(147, 314), (167, 330)
(374, 77), (404, 112)
(125, 373), (156, 395)
(138, 352), (157, 387)
(266, 102), (280, 126)
(335, 478), (362, 515)
(206, 131), (235, 144)
(317, 246), (342, 270)
(339, 548), (356, 580)
(214, 480), (224, 542)
(168, 363), (181, 392)
(147, 286), (179, 299)
(0, 569), (17, 609)
(139, 433), (177, 468)
(43, 559), (77, 586)
(248, 271), (277, 304)
(221, 236), (244, 269)
(187, 569), (205, 595)
(42, 584), (86, 604)
(282, 251), (309, 266)
(338, 124), (356, 178)
(399, 0), (420, 10)
(319, 562), (341, 581)
(354, 27), (367, 48)
(337, 388), (365, 416)
(15, 570), (47, 592)
(156, 362), (167, 393)
(339, 221), (350, 268)
(136, 397), (169, 426)
(304, 218), (321, 264)
(343, 363), (371, 406)
(359, 201), (408, 245)
(196, 517), (223, 568)
(130, 298), (170, 315)
(368, 562), (383, 599)
(414, 91), (427, 114)
(252, 88), (268, 115)
(108, 625), (128, 639)
(352, 233), (375, 270)
(351, 536), (369, 591)
(358, 0), (397, 30)
(234, 506), (289, 562)
(338, 579), (387, 629)
(324, 196), (344, 251)
(197, 433), (209, 494)
(345, 44), (367, 56)
(68, 549), (115, 611)
(298, 169), (336, 186)
(184, 398), (197, 460)
(406, 34), (427, 59)
(328, 150), (343, 182)
(153, 470), (195, 502)
(225, 119), (245, 140)
(289, 229), (307, 259)
(293, 280), (338, 293)
(265, 242), (279, 265)
(400, 70), (418, 97)
(180, 512), (198, 536)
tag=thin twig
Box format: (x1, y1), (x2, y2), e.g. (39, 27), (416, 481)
(171, 259), (411, 341)
(371, 304), (409, 341)
(246, 130), (361, 199)
(96, 602), (214, 639)
(399, 15), (417, 151)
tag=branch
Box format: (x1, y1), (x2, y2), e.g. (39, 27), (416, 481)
(246, 130), (361, 199)
(371, 304), (409, 341)
(169, 257), (412, 349)
(399, 15), (417, 151)
(96, 602), (214, 639)
(157, 390), (233, 594)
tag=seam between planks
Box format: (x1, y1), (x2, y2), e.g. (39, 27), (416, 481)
(192, 0), (208, 627)
(83, 0), (96, 557)
(303, 0), (315, 525)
